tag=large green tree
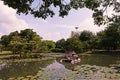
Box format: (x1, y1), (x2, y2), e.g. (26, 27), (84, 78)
(9, 41), (25, 57)
(100, 22), (120, 50)
(0, 29), (42, 58)
(52, 39), (66, 53)
(2, 0), (120, 26)
(0, 35), (10, 50)
(56, 38), (65, 49)
(79, 30), (94, 42)
(20, 29), (39, 42)
(79, 30), (94, 51)
(40, 40), (56, 53)
(64, 37), (83, 53)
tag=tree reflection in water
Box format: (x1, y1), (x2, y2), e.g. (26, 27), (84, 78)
(42, 60), (65, 71)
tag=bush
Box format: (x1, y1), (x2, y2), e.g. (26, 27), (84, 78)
(51, 48), (65, 53)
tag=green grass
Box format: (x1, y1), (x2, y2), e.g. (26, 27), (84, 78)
(0, 51), (58, 64)
(0, 51), (19, 60)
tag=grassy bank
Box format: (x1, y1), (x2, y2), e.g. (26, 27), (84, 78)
(0, 51), (63, 64)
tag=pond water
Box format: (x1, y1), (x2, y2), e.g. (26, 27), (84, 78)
(0, 54), (120, 80)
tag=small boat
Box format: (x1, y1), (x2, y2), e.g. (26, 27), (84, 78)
(60, 58), (80, 64)
(60, 51), (81, 64)
(60, 59), (72, 62)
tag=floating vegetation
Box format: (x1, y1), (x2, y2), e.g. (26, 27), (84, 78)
(35, 64), (120, 80)
(0, 53), (120, 80)
(0, 64), (120, 80)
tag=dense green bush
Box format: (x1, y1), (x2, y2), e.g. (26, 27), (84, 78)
(51, 48), (65, 53)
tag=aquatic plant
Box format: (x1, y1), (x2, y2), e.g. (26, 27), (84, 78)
(35, 64), (120, 80)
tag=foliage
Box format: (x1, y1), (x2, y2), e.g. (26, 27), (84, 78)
(1, 21), (120, 55)
(1, 63), (120, 80)
(64, 37), (84, 53)
(40, 40), (56, 53)
(9, 41), (24, 57)
(0, 44), (3, 52)
(0, 52), (120, 80)
(55, 23), (120, 52)
(0, 29), (42, 58)
(79, 30), (94, 42)
(55, 39), (66, 49)
(0, 35), (10, 50)
(98, 22), (120, 50)
(68, 22), (120, 51)
(51, 48), (65, 53)
(1, 0), (120, 25)
(78, 30), (95, 51)
(35, 64), (120, 80)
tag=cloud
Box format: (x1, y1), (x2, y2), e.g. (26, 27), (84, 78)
(117, 0), (120, 2)
(29, 15), (105, 41)
(29, 20), (73, 41)
(78, 18), (106, 33)
(0, 1), (29, 35)
(42, 32), (62, 42)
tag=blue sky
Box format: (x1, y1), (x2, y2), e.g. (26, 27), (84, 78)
(0, 1), (107, 41)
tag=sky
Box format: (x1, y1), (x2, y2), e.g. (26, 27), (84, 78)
(0, 1), (108, 42)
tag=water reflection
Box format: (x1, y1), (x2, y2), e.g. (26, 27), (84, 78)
(0, 54), (120, 79)
(42, 60), (65, 71)
(56, 54), (120, 66)
(0, 59), (54, 80)
(36, 60), (120, 80)
(78, 54), (120, 66)
(0, 63), (7, 70)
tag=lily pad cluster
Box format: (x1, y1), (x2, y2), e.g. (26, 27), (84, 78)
(35, 64), (120, 80)
(0, 64), (120, 80)
(73, 65), (120, 80)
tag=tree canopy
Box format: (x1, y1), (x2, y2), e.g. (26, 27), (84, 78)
(79, 30), (94, 42)
(2, 0), (120, 26)
(0, 29), (42, 57)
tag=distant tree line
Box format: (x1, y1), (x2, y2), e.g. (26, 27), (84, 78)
(0, 22), (120, 57)
(55, 22), (120, 53)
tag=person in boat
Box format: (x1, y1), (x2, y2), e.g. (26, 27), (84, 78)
(71, 52), (80, 64)
(61, 51), (80, 63)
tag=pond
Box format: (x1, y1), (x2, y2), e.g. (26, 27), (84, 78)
(0, 54), (120, 80)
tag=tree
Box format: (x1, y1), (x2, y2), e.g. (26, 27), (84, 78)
(79, 30), (94, 51)
(0, 29), (42, 58)
(0, 44), (3, 52)
(79, 30), (94, 42)
(52, 39), (66, 53)
(20, 29), (38, 42)
(40, 40), (56, 53)
(32, 35), (42, 52)
(56, 39), (65, 49)
(0, 35), (10, 50)
(9, 31), (20, 41)
(89, 31), (105, 50)
(64, 37), (83, 53)
(100, 22), (120, 50)
(2, 0), (120, 26)
(9, 41), (25, 58)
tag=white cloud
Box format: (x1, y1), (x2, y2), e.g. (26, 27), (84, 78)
(0, 1), (29, 35)
(42, 32), (62, 42)
(29, 20), (73, 41)
(117, 0), (120, 2)
(78, 18), (106, 34)
(29, 16), (105, 41)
